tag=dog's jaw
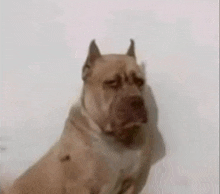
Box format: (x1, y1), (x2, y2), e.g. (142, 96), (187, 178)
(103, 120), (144, 148)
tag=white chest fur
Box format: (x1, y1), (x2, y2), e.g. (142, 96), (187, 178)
(92, 137), (143, 193)
(93, 136), (143, 179)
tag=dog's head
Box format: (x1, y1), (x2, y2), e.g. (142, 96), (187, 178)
(82, 40), (147, 144)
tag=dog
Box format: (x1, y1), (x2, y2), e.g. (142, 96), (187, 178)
(5, 40), (153, 194)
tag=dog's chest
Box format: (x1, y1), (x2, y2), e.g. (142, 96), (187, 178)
(93, 139), (142, 178)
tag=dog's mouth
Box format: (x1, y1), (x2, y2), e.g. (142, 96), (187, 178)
(115, 123), (141, 141)
(121, 122), (142, 130)
(106, 120), (144, 147)
(107, 100), (148, 146)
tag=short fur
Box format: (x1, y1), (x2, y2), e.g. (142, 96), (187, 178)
(4, 40), (153, 194)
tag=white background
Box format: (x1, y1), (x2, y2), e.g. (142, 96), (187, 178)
(1, 0), (219, 193)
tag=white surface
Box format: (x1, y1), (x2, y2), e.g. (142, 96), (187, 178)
(1, 0), (219, 193)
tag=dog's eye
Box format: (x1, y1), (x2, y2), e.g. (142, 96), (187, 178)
(104, 80), (120, 88)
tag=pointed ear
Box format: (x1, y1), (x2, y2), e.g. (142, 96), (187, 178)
(82, 40), (101, 81)
(126, 39), (136, 58)
(88, 40), (101, 63)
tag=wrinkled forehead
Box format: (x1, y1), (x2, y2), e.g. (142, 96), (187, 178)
(92, 54), (143, 81)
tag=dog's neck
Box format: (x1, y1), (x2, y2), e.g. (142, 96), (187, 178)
(80, 105), (103, 134)
(80, 88), (111, 132)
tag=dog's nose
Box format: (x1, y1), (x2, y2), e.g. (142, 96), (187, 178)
(117, 96), (148, 123)
(129, 96), (145, 109)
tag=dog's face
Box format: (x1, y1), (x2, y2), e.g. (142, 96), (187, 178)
(82, 40), (147, 144)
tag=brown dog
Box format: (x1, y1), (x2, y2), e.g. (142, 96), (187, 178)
(5, 40), (153, 194)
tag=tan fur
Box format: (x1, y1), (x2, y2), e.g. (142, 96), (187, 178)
(4, 40), (153, 194)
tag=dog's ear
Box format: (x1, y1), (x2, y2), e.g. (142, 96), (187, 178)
(82, 40), (101, 81)
(126, 39), (136, 58)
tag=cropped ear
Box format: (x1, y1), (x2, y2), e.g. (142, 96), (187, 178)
(126, 39), (136, 58)
(82, 40), (101, 81)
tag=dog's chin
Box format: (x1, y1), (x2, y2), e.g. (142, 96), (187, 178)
(113, 122), (143, 147)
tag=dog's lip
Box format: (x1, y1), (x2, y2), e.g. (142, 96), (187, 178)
(122, 122), (142, 129)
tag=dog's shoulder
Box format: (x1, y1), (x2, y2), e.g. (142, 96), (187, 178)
(61, 105), (91, 145)
(58, 104), (95, 163)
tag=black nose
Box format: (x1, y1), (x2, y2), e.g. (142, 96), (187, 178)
(129, 96), (145, 109)
(117, 96), (148, 123)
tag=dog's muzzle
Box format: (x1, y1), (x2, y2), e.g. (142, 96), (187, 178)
(115, 96), (148, 127)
